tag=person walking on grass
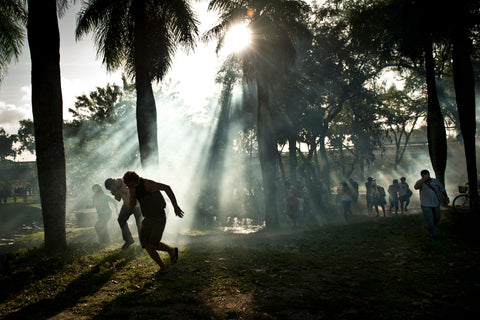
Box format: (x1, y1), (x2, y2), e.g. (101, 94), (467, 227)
(340, 182), (353, 222)
(105, 177), (143, 250)
(414, 169), (449, 237)
(123, 171), (184, 274)
(284, 181), (301, 227)
(365, 177), (375, 215)
(92, 184), (117, 246)
(388, 179), (400, 215)
(372, 183), (386, 217)
(398, 177), (412, 213)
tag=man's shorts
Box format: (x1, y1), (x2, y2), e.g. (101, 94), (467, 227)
(139, 215), (166, 248)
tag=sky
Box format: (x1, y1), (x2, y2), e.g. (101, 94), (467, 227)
(0, 1), (222, 136)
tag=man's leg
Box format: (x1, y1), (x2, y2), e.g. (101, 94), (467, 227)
(156, 242), (177, 262)
(146, 243), (177, 272)
(133, 207), (143, 236)
(145, 245), (168, 272)
(433, 206), (441, 226)
(118, 206), (134, 247)
(421, 206), (437, 235)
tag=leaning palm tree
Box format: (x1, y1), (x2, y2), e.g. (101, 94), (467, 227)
(76, 0), (198, 168)
(204, 0), (311, 228)
(0, 0), (26, 83)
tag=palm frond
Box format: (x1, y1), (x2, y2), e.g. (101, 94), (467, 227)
(0, 0), (27, 83)
(160, 0), (199, 50)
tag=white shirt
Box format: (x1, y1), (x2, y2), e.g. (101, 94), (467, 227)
(416, 178), (445, 207)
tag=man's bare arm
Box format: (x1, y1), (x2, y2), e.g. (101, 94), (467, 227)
(144, 180), (184, 217)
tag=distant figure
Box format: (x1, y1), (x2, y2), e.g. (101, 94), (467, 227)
(414, 169), (448, 237)
(0, 251), (10, 271)
(123, 171), (184, 274)
(284, 181), (301, 227)
(340, 182), (353, 221)
(348, 178), (359, 212)
(92, 184), (117, 246)
(296, 182), (305, 222)
(372, 183), (386, 217)
(398, 177), (412, 213)
(365, 177), (375, 215)
(388, 179), (400, 215)
(105, 177), (143, 250)
(0, 186), (8, 204)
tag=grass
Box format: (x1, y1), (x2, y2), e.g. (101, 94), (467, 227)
(1, 209), (480, 320)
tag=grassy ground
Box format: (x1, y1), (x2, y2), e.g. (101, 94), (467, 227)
(1, 208), (479, 320)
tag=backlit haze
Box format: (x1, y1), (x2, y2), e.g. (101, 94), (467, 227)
(0, 0), (476, 239)
(0, 1), (264, 237)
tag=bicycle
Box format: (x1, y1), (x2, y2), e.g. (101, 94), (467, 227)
(453, 185), (471, 213)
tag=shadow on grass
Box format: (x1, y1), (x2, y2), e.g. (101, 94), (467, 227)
(1, 249), (135, 320)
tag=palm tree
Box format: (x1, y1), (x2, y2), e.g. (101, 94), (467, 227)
(76, 0), (199, 168)
(204, 0), (311, 228)
(27, 0), (68, 253)
(0, 0), (26, 83)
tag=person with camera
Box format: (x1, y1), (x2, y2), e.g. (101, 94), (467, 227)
(414, 169), (448, 237)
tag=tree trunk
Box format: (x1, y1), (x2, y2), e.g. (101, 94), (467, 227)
(134, 1), (159, 168)
(452, 27), (479, 211)
(256, 81), (278, 228)
(27, 0), (66, 253)
(423, 35), (447, 187)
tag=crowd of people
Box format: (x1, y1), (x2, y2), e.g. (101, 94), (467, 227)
(336, 175), (415, 219)
(336, 170), (448, 238)
(0, 166), (450, 276)
(278, 169), (448, 236)
(0, 185), (33, 204)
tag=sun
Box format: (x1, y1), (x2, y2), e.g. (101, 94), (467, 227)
(223, 23), (252, 53)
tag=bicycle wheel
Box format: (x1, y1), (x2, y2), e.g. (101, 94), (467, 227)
(453, 194), (470, 213)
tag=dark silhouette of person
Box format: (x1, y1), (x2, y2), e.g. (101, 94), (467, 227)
(123, 171), (184, 274)
(105, 177), (143, 250)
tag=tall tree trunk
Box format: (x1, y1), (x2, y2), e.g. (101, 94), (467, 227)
(423, 35), (447, 187)
(257, 81), (278, 228)
(452, 27), (479, 211)
(134, 1), (159, 168)
(27, 0), (66, 253)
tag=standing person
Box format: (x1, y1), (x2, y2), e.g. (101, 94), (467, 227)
(365, 177), (375, 215)
(348, 178), (359, 213)
(284, 181), (300, 227)
(414, 169), (449, 237)
(388, 179), (400, 215)
(398, 177), (412, 213)
(372, 183), (386, 217)
(0, 186), (8, 204)
(123, 171), (184, 274)
(105, 177), (143, 250)
(91, 184), (117, 246)
(340, 182), (353, 222)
